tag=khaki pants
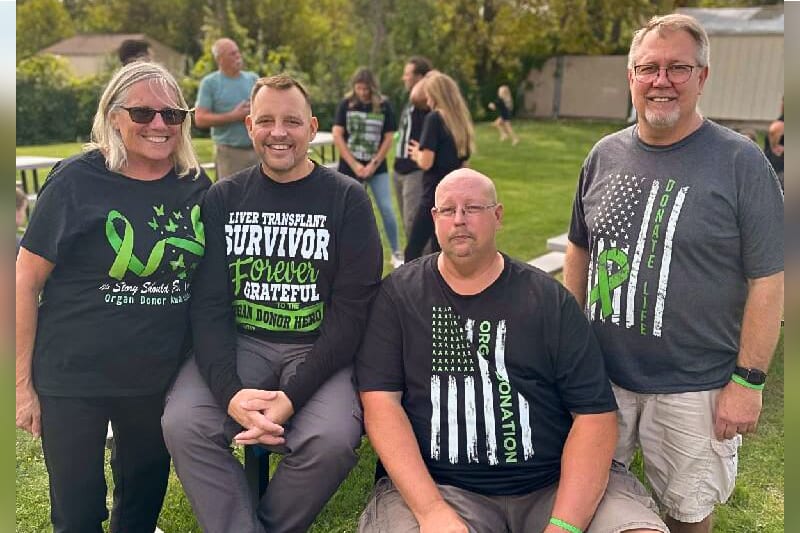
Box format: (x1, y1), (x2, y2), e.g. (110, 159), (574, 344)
(358, 464), (667, 533)
(215, 144), (260, 180)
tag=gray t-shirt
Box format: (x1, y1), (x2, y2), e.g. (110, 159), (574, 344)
(569, 120), (783, 393)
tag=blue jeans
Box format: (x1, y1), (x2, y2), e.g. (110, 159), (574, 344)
(365, 171), (399, 252)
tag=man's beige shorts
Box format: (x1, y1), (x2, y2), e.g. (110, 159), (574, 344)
(358, 464), (667, 533)
(613, 384), (742, 523)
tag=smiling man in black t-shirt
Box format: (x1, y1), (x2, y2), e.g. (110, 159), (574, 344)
(356, 169), (667, 533)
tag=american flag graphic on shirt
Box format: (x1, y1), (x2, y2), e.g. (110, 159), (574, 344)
(586, 173), (690, 337)
(429, 306), (534, 466)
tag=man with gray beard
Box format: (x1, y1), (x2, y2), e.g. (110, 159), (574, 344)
(564, 14), (783, 533)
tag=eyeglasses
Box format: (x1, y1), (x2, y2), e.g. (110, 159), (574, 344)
(433, 203), (497, 218)
(120, 106), (190, 125)
(632, 64), (698, 84)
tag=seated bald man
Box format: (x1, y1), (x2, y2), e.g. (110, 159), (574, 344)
(355, 168), (668, 533)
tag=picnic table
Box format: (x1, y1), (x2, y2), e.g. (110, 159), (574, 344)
(16, 156), (62, 216)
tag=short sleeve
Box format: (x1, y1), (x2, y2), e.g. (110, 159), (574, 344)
(382, 100), (397, 134)
(195, 75), (214, 110)
(20, 163), (79, 264)
(419, 111), (442, 152)
(567, 160), (591, 249)
(334, 99), (348, 128)
(356, 281), (405, 392)
(553, 291), (616, 414)
(737, 149), (784, 278)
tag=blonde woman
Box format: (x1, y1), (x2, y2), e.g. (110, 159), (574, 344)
(405, 71), (475, 261)
(488, 85), (519, 145)
(16, 61), (210, 532)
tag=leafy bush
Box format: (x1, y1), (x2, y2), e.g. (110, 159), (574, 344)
(16, 55), (80, 145)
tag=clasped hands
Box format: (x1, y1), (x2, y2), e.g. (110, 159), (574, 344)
(228, 388), (294, 446)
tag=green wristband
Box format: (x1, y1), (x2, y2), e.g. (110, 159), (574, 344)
(550, 517), (582, 533)
(731, 373), (765, 391)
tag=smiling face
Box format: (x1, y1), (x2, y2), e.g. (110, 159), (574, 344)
(112, 79), (181, 176)
(629, 28), (708, 144)
(246, 86), (318, 182)
(434, 170), (502, 263)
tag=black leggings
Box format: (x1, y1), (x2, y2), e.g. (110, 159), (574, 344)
(39, 394), (170, 533)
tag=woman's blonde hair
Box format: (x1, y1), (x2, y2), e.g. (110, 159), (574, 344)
(345, 67), (383, 113)
(84, 61), (200, 177)
(498, 85), (513, 111)
(423, 72), (475, 158)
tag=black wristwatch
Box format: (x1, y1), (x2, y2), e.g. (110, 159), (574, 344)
(733, 366), (767, 386)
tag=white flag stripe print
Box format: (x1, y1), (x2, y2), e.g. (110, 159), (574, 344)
(494, 321), (508, 381)
(478, 353), (499, 465)
(428, 310), (534, 466)
(448, 375), (459, 464)
(430, 375), (441, 460)
(626, 179), (660, 328)
(653, 186), (689, 337)
(518, 393), (534, 459)
(464, 377), (479, 463)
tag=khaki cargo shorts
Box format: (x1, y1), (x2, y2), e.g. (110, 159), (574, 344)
(613, 384), (742, 523)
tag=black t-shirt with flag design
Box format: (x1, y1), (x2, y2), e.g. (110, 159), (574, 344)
(22, 150), (211, 397)
(356, 254), (616, 496)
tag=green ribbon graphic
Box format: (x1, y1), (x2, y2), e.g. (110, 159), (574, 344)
(106, 204), (205, 280)
(588, 248), (630, 318)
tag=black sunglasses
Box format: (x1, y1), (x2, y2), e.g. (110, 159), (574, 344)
(120, 106), (190, 125)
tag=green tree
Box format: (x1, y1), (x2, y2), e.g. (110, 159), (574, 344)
(16, 0), (76, 61)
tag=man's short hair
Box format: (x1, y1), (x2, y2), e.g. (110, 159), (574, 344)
(407, 56), (433, 78)
(628, 14), (710, 69)
(118, 39), (151, 65)
(250, 74), (313, 110)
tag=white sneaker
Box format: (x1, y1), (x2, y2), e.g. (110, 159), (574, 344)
(390, 252), (404, 269)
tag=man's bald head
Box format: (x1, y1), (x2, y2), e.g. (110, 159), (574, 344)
(435, 168), (497, 206)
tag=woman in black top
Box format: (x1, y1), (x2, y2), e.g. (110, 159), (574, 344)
(405, 72), (475, 261)
(488, 85), (519, 145)
(16, 62), (210, 532)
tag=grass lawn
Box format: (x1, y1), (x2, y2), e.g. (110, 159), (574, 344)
(15, 119), (784, 531)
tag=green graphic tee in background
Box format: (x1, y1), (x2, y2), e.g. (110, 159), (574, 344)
(334, 99), (397, 178)
(20, 150), (211, 396)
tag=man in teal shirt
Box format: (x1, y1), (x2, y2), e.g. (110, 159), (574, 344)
(195, 38), (259, 179)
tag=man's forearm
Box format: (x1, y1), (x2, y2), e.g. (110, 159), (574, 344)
(195, 108), (238, 129)
(547, 412), (617, 532)
(737, 272), (784, 372)
(362, 392), (449, 520)
(563, 242), (590, 308)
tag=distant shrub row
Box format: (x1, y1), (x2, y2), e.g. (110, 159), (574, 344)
(17, 55), (338, 146)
